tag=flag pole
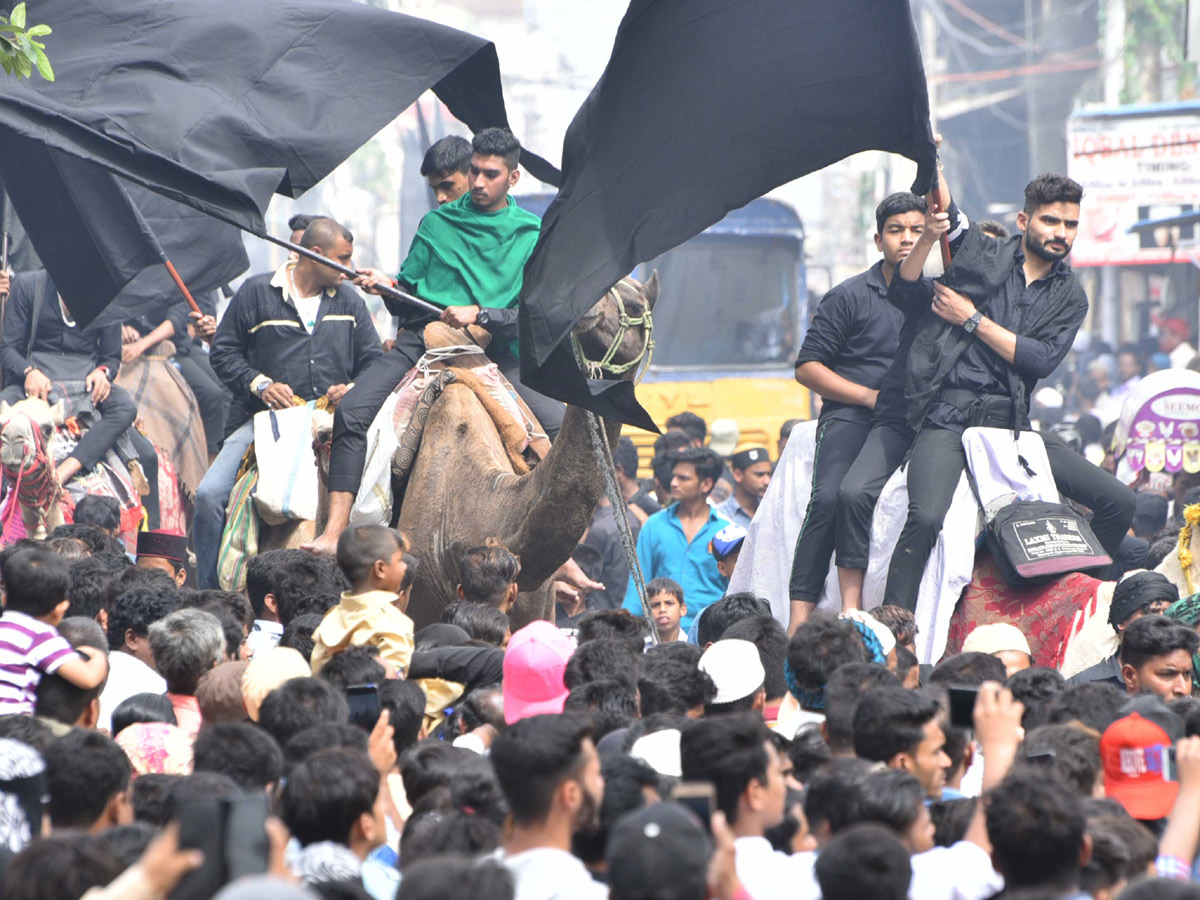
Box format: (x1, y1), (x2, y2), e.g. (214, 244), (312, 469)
(259, 231), (443, 316)
(162, 259), (202, 315)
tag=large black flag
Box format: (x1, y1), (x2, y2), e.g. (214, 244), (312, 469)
(518, 0), (938, 430)
(0, 129), (250, 327)
(0, 131), (166, 321)
(94, 185), (251, 328)
(0, 0), (557, 324)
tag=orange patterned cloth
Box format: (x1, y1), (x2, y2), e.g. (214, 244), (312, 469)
(943, 550), (1105, 669)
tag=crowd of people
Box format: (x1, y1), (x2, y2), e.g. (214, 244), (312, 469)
(4, 116), (1200, 900)
(3, 516), (1200, 900)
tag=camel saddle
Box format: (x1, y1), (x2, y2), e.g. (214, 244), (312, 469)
(388, 323), (552, 487)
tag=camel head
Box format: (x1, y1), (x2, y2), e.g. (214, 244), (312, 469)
(572, 271), (659, 381)
(0, 398), (65, 471)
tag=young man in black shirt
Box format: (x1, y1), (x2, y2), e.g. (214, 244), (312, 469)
(786, 192), (927, 632)
(881, 174), (1135, 611)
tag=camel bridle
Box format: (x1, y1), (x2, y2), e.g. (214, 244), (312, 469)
(570, 278), (654, 383)
(0, 414), (63, 535)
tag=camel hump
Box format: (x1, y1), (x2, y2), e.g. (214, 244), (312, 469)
(422, 321), (491, 353)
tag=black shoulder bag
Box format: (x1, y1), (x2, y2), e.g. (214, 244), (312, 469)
(964, 445), (1111, 588)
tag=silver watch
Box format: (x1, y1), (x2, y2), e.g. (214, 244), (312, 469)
(962, 311), (982, 334)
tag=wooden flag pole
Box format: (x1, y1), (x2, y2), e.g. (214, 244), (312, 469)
(163, 259), (203, 315)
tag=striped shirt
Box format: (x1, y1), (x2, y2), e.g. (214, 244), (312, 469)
(0, 611), (76, 715)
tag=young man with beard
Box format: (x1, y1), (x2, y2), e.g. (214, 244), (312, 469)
(198, 216), (383, 588)
(881, 174), (1135, 612)
(491, 713), (607, 900)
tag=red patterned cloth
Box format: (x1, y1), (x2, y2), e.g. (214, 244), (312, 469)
(943, 550), (1104, 669)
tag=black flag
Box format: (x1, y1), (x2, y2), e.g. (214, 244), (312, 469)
(518, 0), (938, 430)
(0, 0), (557, 323)
(0, 0), (559, 226)
(0, 130), (166, 322)
(94, 185), (251, 328)
(0, 131), (249, 327)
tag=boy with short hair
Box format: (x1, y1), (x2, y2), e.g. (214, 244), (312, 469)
(645, 577), (687, 644)
(280, 746), (398, 896)
(311, 524), (414, 677)
(457, 541), (520, 613)
(420, 135), (472, 207)
(0, 547), (109, 715)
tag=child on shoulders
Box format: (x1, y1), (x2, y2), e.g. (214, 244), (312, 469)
(0, 547), (108, 716)
(311, 525), (414, 677)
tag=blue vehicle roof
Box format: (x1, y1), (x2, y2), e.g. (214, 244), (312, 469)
(513, 193), (804, 241)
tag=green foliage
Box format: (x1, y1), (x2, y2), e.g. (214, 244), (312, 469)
(0, 3), (53, 81)
(1120, 0), (1198, 102)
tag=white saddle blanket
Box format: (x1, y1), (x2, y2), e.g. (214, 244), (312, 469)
(728, 422), (1057, 662)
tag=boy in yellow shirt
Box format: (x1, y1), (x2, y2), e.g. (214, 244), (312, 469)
(311, 525), (414, 676)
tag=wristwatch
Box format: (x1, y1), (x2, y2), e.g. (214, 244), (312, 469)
(476, 307), (491, 327)
(254, 379), (273, 398)
(962, 311), (983, 334)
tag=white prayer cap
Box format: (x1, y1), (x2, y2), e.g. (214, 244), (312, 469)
(698, 639), (765, 704)
(631, 728), (682, 777)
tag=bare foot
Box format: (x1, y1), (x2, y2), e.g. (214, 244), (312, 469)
(301, 532), (340, 558)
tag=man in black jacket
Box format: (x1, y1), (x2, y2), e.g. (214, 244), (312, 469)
(0, 270), (152, 493)
(882, 174), (1135, 611)
(196, 217), (383, 589)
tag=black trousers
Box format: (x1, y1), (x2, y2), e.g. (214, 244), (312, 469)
(882, 426), (1137, 611)
(175, 354), (228, 456)
(788, 415), (870, 603)
(835, 417), (913, 570)
(328, 328), (565, 495)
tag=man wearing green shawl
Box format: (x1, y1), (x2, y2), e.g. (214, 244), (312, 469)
(1167, 593), (1200, 689)
(307, 128), (563, 558)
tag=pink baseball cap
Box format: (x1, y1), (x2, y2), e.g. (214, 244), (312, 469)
(503, 621), (575, 724)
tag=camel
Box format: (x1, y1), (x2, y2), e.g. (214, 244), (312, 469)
(0, 396), (183, 546)
(309, 274), (658, 629)
(0, 398), (69, 540)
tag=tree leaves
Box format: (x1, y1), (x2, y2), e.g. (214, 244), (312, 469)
(0, 2), (54, 82)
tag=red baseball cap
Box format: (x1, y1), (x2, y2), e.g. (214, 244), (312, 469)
(502, 621), (575, 724)
(1101, 698), (1183, 820)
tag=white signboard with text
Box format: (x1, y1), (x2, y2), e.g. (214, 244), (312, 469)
(1068, 106), (1200, 267)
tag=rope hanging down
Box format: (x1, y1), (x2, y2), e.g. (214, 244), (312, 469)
(585, 410), (657, 645)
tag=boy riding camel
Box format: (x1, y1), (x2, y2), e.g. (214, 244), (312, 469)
(305, 128), (564, 558)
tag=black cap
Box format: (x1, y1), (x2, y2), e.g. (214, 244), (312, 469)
(730, 446), (769, 470)
(1109, 571), (1179, 628)
(607, 802), (711, 900)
